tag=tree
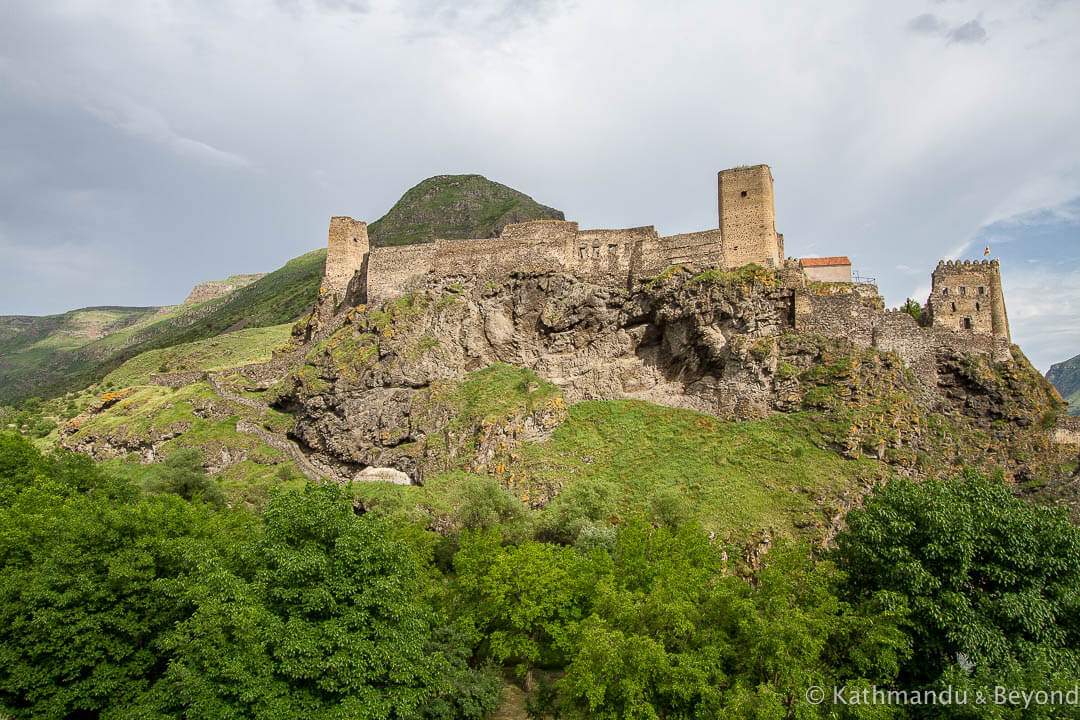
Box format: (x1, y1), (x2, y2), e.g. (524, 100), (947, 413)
(148, 484), (467, 719)
(835, 471), (1080, 691)
(452, 529), (607, 683)
(900, 298), (924, 323)
(145, 447), (224, 507)
(0, 461), (226, 719)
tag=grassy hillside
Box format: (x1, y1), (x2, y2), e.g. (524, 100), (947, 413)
(0, 307), (162, 402)
(1, 249), (326, 404)
(104, 323), (293, 387)
(337, 364), (881, 545)
(4, 174), (565, 405)
(368, 174), (564, 247)
(1047, 352), (1080, 415)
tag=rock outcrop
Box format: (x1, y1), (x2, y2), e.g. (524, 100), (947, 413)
(274, 266), (1070, 487)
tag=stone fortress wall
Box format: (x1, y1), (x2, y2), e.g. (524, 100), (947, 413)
(321, 164), (1016, 369)
(324, 164), (785, 306)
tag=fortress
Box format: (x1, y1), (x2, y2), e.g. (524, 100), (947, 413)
(321, 164), (1013, 365)
(323, 165), (783, 304)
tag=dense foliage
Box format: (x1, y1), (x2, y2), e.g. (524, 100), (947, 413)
(1, 433), (1078, 719)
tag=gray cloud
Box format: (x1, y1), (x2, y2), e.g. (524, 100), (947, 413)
(908, 13), (946, 33)
(1, 0), (1078, 368)
(947, 19), (989, 44)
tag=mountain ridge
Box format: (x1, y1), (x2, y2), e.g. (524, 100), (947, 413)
(1048, 352), (1080, 416)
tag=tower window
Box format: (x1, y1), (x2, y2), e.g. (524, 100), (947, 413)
(976, 302), (982, 311)
(961, 317), (972, 330)
(959, 286), (967, 296)
(740, 190), (748, 198)
(608, 244), (617, 255)
(951, 302), (957, 312)
(593, 246), (601, 258)
(579, 245), (587, 259)
(942, 287), (949, 296)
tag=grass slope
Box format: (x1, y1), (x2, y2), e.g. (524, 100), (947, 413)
(368, 174), (564, 247)
(350, 365), (879, 544)
(104, 323), (293, 387)
(2, 249), (325, 404)
(0, 307), (161, 401)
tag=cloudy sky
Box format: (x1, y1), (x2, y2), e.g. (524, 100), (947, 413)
(1, 0), (1077, 371)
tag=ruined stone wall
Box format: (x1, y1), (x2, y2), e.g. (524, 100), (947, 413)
(656, 229), (725, 268)
(798, 291), (880, 347)
(432, 220), (577, 280)
(798, 281), (1013, 377)
(718, 165), (781, 268)
(366, 243), (436, 303)
(928, 260), (1010, 342)
(1053, 416), (1080, 446)
(324, 217), (369, 296)
(575, 226), (657, 285)
(873, 311), (938, 385)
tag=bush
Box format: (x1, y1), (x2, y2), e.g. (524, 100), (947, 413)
(538, 477), (618, 544)
(144, 448), (224, 507)
(454, 475), (528, 532)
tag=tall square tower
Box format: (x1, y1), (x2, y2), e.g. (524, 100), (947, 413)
(323, 216), (369, 297)
(718, 165), (781, 267)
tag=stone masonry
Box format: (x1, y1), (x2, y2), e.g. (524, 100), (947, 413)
(718, 165), (783, 267)
(326, 165), (787, 306)
(928, 260), (1011, 343)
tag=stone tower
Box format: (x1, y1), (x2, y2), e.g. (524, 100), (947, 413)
(718, 164), (782, 268)
(928, 260), (1011, 343)
(323, 216), (369, 298)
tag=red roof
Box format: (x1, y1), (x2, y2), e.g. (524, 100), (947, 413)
(799, 256), (851, 268)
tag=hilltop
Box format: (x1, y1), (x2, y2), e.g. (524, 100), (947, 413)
(368, 174), (564, 247)
(1048, 352), (1080, 416)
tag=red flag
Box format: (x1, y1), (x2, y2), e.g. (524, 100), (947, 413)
(984, 246), (991, 256)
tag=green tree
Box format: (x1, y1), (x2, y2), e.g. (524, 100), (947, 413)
(835, 472), (1080, 691)
(452, 529), (607, 682)
(555, 521), (910, 719)
(899, 298), (923, 322)
(0, 453), (228, 719)
(145, 447), (224, 507)
(149, 484), (466, 719)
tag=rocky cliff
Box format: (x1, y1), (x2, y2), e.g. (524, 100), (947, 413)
(274, 265), (1071, 489)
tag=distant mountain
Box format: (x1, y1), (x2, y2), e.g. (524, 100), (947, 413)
(368, 174), (564, 247)
(1047, 353), (1080, 416)
(0, 250), (326, 404)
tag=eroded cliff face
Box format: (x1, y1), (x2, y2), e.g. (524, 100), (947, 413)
(273, 267), (1070, 485)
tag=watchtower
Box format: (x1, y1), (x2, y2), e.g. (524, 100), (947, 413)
(323, 216), (369, 297)
(718, 165), (782, 268)
(928, 260), (1010, 343)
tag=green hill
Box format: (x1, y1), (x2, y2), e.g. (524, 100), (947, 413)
(0, 307), (162, 402)
(0, 250), (327, 405)
(368, 174), (564, 247)
(1047, 352), (1080, 415)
